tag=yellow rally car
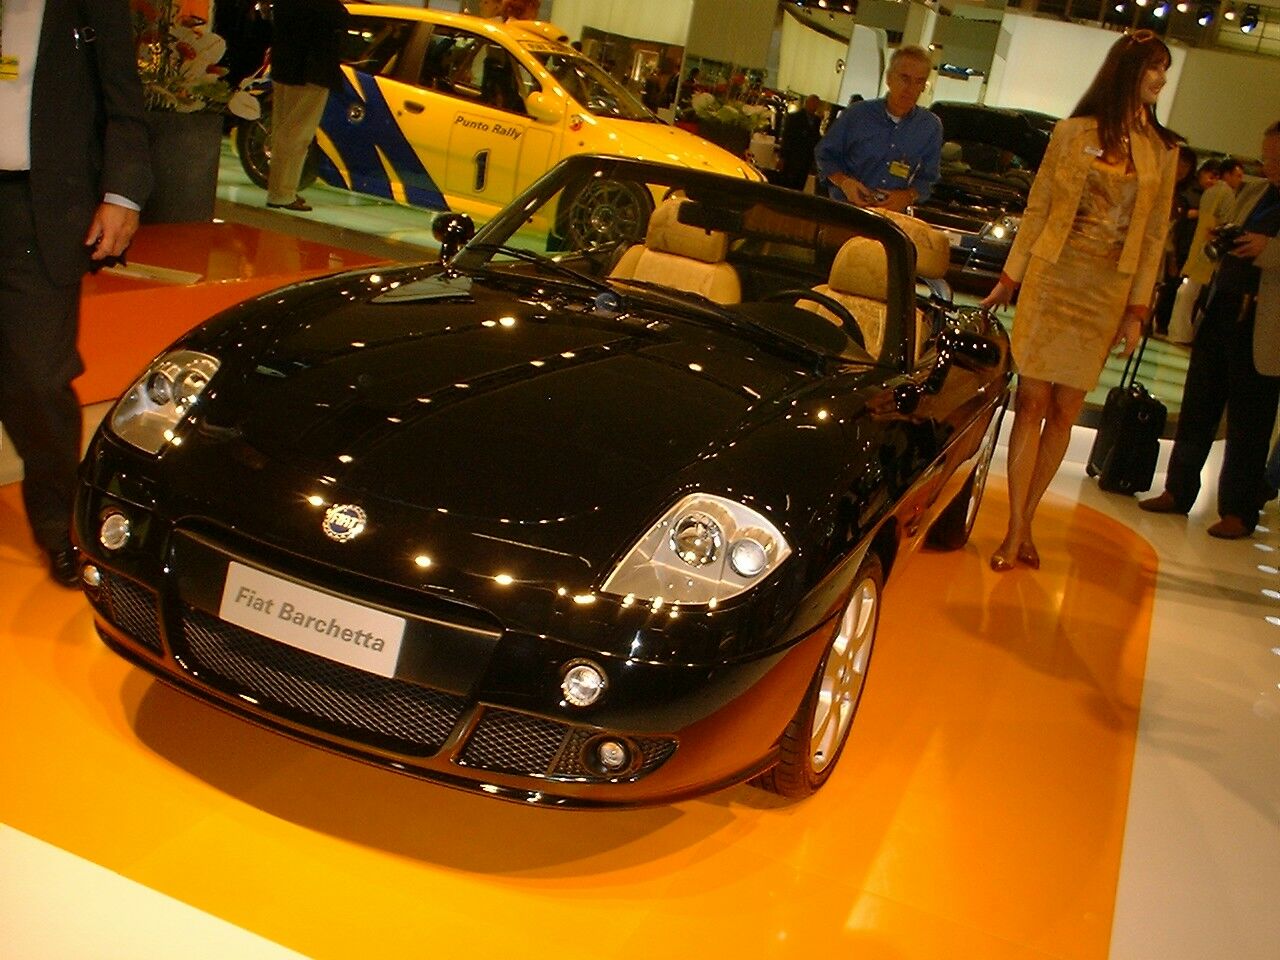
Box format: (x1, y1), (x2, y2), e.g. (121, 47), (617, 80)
(237, 4), (760, 232)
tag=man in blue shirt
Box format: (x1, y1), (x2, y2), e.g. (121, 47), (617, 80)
(816, 46), (942, 213)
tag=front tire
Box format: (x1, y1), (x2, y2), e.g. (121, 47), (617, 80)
(755, 552), (882, 799)
(926, 404), (1004, 550)
(558, 177), (653, 249)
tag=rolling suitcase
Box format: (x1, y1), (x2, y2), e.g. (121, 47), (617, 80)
(1086, 333), (1167, 494)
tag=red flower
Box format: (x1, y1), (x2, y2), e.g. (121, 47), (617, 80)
(176, 41), (196, 61)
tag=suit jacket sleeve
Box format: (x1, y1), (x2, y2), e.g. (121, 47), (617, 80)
(88, 0), (152, 206)
(1001, 117), (1068, 284)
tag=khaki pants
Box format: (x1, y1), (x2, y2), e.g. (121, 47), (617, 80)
(266, 82), (329, 204)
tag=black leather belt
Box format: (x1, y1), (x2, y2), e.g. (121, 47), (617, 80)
(0, 170), (30, 182)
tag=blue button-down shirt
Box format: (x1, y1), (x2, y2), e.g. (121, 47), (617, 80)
(815, 98), (943, 203)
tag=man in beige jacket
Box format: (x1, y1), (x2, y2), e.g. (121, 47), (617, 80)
(1167, 157), (1247, 343)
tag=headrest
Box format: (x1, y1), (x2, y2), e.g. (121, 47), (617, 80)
(942, 141), (965, 162)
(645, 198), (730, 264)
(874, 209), (951, 280)
(828, 237), (888, 300)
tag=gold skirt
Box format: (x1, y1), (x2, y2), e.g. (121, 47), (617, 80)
(1011, 242), (1130, 392)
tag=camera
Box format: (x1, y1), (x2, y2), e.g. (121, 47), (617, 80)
(1204, 223), (1246, 261)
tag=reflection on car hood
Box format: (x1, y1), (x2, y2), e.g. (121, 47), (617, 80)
(204, 274), (820, 523)
(607, 119), (761, 180)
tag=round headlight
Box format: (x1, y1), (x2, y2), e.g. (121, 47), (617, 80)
(99, 511), (132, 551)
(669, 512), (722, 567)
(561, 660), (607, 707)
(729, 537), (769, 578)
(145, 372), (173, 405)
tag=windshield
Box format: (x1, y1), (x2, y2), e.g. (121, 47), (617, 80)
(448, 157), (921, 368)
(533, 52), (655, 122)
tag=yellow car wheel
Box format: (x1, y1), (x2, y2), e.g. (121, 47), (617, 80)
(558, 177), (654, 249)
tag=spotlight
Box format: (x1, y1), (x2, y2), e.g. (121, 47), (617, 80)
(1176, 1), (1189, 10)
(1154, 1), (1170, 15)
(1223, 1), (1236, 19)
(1196, 2), (1215, 25)
(1240, 3), (1260, 31)
(1114, 1), (1127, 11)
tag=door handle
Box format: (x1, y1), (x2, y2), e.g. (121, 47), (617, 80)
(404, 101), (425, 114)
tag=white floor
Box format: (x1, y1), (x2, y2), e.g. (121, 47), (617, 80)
(2, 416), (1277, 958)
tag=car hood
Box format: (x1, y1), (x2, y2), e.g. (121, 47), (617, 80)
(199, 273), (821, 523)
(607, 119), (762, 180)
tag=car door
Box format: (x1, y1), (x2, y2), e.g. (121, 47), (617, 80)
(413, 25), (556, 213)
(319, 14), (449, 208)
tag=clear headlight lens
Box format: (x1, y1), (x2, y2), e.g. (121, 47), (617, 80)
(602, 494), (790, 606)
(981, 215), (1021, 241)
(109, 350), (220, 454)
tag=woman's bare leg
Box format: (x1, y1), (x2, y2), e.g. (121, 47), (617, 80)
(994, 377), (1051, 567)
(1019, 384), (1088, 558)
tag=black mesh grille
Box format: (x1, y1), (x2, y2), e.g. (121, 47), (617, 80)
(102, 573), (162, 653)
(460, 708), (568, 775)
(461, 708), (677, 781)
(180, 606), (465, 755)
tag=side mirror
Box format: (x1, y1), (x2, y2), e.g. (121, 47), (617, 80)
(525, 91), (566, 125)
(432, 212), (476, 265)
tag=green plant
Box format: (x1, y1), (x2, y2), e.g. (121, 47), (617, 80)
(689, 91), (771, 132)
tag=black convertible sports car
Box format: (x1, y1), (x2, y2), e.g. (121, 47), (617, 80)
(75, 156), (1011, 807)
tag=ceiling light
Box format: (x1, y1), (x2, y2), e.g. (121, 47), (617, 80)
(1175, 0), (1189, 9)
(1154, 1), (1170, 15)
(1196, 2), (1215, 24)
(1240, 3), (1260, 30)
(1223, 1), (1236, 19)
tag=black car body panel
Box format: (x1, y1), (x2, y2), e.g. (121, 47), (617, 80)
(914, 102), (1056, 288)
(76, 156), (1011, 807)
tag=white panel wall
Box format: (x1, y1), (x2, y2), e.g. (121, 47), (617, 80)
(777, 12), (850, 101)
(548, 0), (693, 47)
(684, 0), (777, 66)
(1165, 47), (1280, 155)
(985, 13), (1184, 128)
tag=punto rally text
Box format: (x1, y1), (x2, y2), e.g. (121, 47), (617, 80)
(231, 585), (388, 651)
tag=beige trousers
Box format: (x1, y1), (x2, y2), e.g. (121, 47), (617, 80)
(266, 82), (329, 204)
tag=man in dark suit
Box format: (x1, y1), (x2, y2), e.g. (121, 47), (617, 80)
(0, 0), (152, 586)
(266, 0), (348, 211)
(777, 94), (823, 190)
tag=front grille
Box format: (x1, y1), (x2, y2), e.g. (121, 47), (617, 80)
(180, 606), (466, 755)
(101, 573), (162, 653)
(460, 707), (677, 782)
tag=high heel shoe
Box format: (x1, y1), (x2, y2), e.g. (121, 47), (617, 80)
(1016, 542), (1040, 569)
(990, 548), (1016, 572)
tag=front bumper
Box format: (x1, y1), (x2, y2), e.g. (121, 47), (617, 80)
(75, 483), (837, 808)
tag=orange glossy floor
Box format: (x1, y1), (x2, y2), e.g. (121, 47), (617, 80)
(0, 478), (1155, 960)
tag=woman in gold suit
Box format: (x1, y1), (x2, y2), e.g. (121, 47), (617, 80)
(981, 31), (1179, 571)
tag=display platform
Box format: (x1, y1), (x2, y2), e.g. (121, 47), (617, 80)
(0, 479), (1154, 959)
(74, 222), (385, 406)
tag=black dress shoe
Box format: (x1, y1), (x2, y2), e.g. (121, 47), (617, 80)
(266, 196), (312, 212)
(46, 540), (81, 589)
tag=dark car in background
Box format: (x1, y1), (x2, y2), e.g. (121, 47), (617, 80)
(913, 101), (1056, 289)
(75, 156), (1011, 808)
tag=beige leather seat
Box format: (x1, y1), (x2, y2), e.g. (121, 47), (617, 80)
(609, 198), (742, 305)
(800, 212), (950, 361)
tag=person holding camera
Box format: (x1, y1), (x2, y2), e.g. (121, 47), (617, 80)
(1166, 157), (1247, 343)
(1140, 121), (1280, 538)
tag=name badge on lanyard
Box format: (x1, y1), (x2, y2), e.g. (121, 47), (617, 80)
(888, 159), (911, 179)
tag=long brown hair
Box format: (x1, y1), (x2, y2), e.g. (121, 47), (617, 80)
(1071, 31), (1181, 157)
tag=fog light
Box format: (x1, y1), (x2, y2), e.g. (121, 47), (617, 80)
(99, 511), (131, 550)
(729, 537), (769, 577)
(561, 660), (607, 707)
(597, 739), (630, 771)
(82, 564), (102, 588)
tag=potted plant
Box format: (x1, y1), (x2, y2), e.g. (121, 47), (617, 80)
(131, 0), (257, 222)
(688, 90), (771, 157)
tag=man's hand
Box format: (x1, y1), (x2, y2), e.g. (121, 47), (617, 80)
(85, 202), (141, 261)
(1233, 231), (1269, 260)
(831, 173), (875, 206)
(872, 187), (916, 212)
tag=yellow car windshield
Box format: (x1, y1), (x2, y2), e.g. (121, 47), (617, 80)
(534, 53), (656, 123)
